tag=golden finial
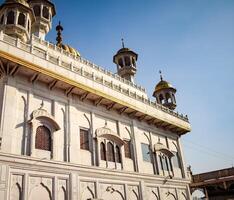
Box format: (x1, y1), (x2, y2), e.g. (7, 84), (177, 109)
(56, 21), (63, 46)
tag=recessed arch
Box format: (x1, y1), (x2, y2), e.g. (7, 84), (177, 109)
(43, 6), (49, 19)
(18, 13), (25, 27)
(33, 5), (41, 17)
(107, 142), (115, 162)
(10, 182), (22, 200)
(7, 10), (14, 24)
(100, 142), (106, 161)
(29, 183), (52, 200)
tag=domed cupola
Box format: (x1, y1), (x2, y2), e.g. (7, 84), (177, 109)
(55, 21), (81, 57)
(113, 39), (138, 83)
(0, 0), (35, 42)
(28, 0), (56, 40)
(153, 71), (177, 110)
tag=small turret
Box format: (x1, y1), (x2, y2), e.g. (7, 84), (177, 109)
(0, 0), (35, 42)
(113, 39), (138, 83)
(28, 0), (56, 40)
(153, 71), (177, 110)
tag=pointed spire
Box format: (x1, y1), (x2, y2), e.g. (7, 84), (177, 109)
(159, 70), (163, 81)
(121, 38), (125, 48)
(56, 21), (63, 46)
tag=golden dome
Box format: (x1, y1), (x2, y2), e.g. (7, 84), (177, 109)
(59, 44), (81, 57)
(67, 46), (81, 57)
(155, 80), (176, 93)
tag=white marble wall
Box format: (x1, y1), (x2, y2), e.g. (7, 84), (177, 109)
(0, 76), (191, 199)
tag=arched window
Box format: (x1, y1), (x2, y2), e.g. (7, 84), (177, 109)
(43, 6), (49, 19)
(159, 94), (164, 104)
(118, 58), (123, 68)
(132, 57), (136, 66)
(35, 126), (51, 151)
(107, 142), (115, 162)
(33, 5), (41, 17)
(166, 93), (172, 103)
(172, 93), (176, 103)
(0, 15), (4, 24)
(124, 56), (130, 66)
(115, 145), (121, 163)
(7, 11), (14, 25)
(100, 142), (106, 161)
(159, 154), (171, 173)
(18, 13), (25, 27)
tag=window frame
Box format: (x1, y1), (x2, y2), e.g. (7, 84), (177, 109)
(79, 128), (90, 151)
(107, 141), (115, 162)
(124, 139), (132, 159)
(7, 10), (15, 25)
(18, 12), (26, 27)
(141, 143), (151, 162)
(35, 125), (52, 151)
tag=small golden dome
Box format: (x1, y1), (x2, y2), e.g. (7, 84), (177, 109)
(67, 46), (81, 57)
(155, 80), (176, 92)
(59, 44), (81, 57)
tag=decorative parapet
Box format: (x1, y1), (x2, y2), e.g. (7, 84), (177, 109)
(0, 32), (189, 123)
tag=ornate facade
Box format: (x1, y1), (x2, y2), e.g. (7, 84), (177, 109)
(0, 0), (192, 200)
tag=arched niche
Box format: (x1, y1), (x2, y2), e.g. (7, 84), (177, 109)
(10, 183), (22, 200)
(29, 108), (60, 159)
(29, 183), (52, 200)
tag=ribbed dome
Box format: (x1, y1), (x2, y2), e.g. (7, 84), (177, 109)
(117, 47), (131, 54)
(60, 44), (81, 57)
(155, 80), (176, 92)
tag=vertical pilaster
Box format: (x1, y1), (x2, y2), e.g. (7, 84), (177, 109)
(177, 138), (186, 178)
(24, 173), (29, 200)
(139, 181), (145, 200)
(90, 112), (96, 166)
(131, 120), (139, 172)
(70, 173), (78, 200)
(67, 100), (71, 162)
(54, 176), (58, 200)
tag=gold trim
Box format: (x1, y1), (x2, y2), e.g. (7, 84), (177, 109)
(0, 50), (191, 132)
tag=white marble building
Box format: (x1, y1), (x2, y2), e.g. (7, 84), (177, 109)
(0, 0), (192, 200)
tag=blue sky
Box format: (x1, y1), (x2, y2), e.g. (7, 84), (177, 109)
(3, 0), (234, 174)
(48, 0), (234, 174)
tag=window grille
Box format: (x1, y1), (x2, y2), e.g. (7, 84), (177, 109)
(124, 140), (131, 158)
(80, 129), (89, 150)
(35, 126), (51, 151)
(107, 142), (115, 162)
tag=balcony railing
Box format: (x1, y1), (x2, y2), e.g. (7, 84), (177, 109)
(0, 32), (189, 122)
